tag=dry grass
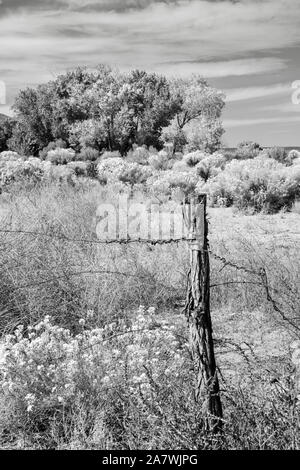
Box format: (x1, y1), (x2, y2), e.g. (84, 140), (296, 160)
(0, 181), (299, 449)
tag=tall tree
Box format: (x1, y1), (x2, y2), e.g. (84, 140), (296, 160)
(161, 75), (225, 153)
(10, 67), (225, 156)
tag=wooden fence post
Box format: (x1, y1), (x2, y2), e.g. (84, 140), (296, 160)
(184, 194), (223, 433)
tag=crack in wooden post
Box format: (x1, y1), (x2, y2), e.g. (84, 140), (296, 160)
(183, 194), (223, 434)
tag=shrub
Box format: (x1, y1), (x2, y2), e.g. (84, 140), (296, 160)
(0, 158), (51, 190)
(182, 151), (207, 167)
(172, 161), (191, 173)
(266, 147), (289, 165)
(118, 163), (152, 186)
(233, 141), (263, 160)
(0, 151), (22, 162)
(100, 151), (121, 160)
(96, 157), (125, 184)
(149, 150), (173, 171)
(204, 156), (300, 213)
(0, 308), (191, 448)
(126, 146), (150, 165)
(39, 140), (67, 160)
(293, 156), (300, 166)
(76, 147), (100, 162)
(46, 165), (76, 185)
(288, 149), (300, 165)
(146, 170), (198, 198)
(67, 161), (96, 178)
(46, 148), (76, 165)
(195, 153), (226, 182)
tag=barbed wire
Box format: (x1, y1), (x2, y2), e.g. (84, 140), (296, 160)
(0, 228), (299, 332)
(0, 228), (260, 275)
(0, 229), (194, 246)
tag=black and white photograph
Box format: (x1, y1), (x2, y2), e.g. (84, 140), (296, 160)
(0, 0), (299, 453)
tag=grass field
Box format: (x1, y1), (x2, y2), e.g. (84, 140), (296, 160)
(0, 182), (299, 449)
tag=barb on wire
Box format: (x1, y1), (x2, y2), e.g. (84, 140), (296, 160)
(0, 229), (298, 333)
(260, 267), (300, 332)
(0, 229), (194, 246)
(208, 250), (262, 277)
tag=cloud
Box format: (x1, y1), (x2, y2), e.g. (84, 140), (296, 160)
(225, 83), (290, 102)
(0, 0), (300, 146)
(260, 102), (300, 113)
(224, 115), (300, 127)
(0, 1), (242, 15)
(156, 58), (286, 78)
(1, 1), (299, 78)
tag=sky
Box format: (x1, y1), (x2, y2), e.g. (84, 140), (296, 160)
(0, 0), (300, 146)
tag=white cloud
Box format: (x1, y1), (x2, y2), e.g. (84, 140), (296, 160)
(224, 115), (300, 127)
(260, 102), (300, 113)
(0, 0), (300, 146)
(0, 0), (300, 77)
(156, 58), (287, 78)
(224, 83), (290, 102)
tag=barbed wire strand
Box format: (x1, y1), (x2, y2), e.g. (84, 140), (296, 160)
(0, 228), (299, 331)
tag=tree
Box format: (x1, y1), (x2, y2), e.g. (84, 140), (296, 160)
(162, 75), (225, 153)
(185, 118), (225, 153)
(8, 119), (41, 156)
(10, 67), (226, 156)
(0, 116), (15, 152)
(160, 118), (187, 153)
(125, 70), (179, 149)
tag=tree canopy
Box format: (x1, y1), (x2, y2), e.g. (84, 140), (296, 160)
(5, 66), (225, 156)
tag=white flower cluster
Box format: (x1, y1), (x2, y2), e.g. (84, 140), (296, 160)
(0, 156), (52, 189)
(0, 307), (190, 420)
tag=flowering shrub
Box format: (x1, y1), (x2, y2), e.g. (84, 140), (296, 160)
(183, 150), (208, 167)
(204, 156), (300, 212)
(233, 141), (263, 160)
(76, 147), (100, 162)
(39, 140), (67, 160)
(266, 146), (288, 165)
(0, 151), (22, 162)
(67, 161), (96, 178)
(149, 150), (173, 171)
(195, 153), (226, 182)
(146, 170), (198, 198)
(46, 148), (76, 165)
(172, 160), (191, 172)
(100, 151), (121, 160)
(46, 165), (76, 185)
(0, 157), (51, 190)
(118, 163), (152, 186)
(0, 308), (190, 447)
(288, 150), (300, 165)
(126, 146), (150, 165)
(96, 157), (125, 184)
(97, 158), (153, 187)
